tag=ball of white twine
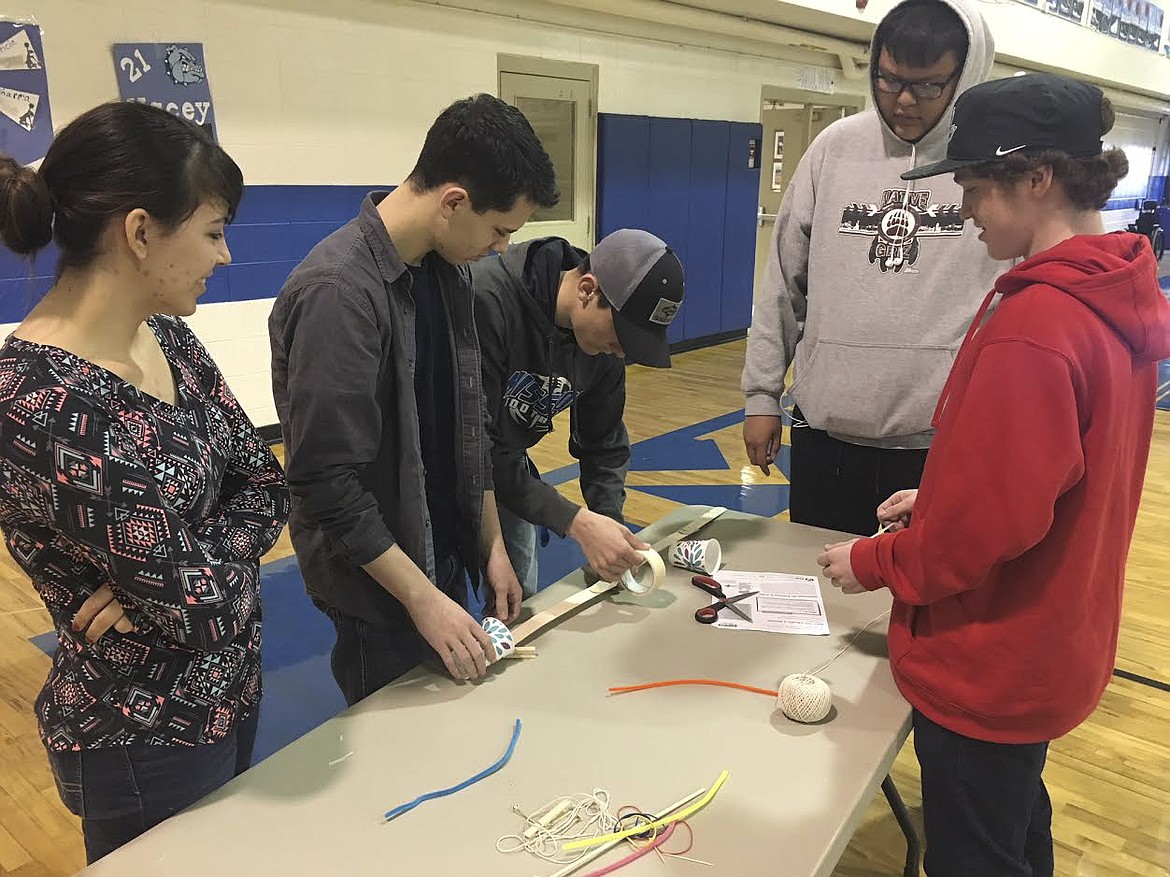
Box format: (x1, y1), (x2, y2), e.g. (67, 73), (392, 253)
(775, 609), (892, 724)
(777, 674), (833, 723)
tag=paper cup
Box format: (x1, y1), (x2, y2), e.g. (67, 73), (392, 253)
(481, 616), (514, 660)
(670, 538), (722, 575)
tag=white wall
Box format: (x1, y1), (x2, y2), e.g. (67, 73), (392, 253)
(20, 0), (865, 426)
(34, 0), (868, 185)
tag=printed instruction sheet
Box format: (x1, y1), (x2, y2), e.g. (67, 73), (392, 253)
(706, 570), (831, 635)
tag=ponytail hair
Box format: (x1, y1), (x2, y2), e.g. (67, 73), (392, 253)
(0, 101), (243, 273)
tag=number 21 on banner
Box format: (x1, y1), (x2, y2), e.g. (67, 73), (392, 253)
(119, 48), (152, 83)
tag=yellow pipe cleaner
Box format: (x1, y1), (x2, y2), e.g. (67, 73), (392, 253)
(560, 770), (729, 852)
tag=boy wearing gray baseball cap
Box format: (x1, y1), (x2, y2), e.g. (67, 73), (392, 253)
(472, 229), (685, 596)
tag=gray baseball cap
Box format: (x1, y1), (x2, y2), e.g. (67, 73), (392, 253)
(589, 229), (685, 368)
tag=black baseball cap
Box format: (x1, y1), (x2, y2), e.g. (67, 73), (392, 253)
(590, 229), (685, 368)
(903, 73), (1106, 181)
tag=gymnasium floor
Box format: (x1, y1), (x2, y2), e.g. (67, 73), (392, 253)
(0, 339), (1168, 876)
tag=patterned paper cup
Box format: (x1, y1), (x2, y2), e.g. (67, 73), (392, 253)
(481, 616), (514, 660)
(669, 538), (722, 575)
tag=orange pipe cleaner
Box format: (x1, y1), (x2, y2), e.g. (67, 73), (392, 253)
(607, 679), (778, 698)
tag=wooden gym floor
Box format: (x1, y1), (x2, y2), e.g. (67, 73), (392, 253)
(0, 339), (1167, 876)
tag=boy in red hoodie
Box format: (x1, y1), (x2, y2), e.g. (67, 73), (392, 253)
(817, 73), (1170, 876)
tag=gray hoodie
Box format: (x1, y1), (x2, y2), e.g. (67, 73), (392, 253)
(741, 0), (1002, 448)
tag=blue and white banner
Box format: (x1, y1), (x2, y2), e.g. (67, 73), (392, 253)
(112, 42), (217, 139)
(1048, 0), (1086, 22)
(0, 20), (53, 165)
(1144, 2), (1166, 50)
(1093, 0), (1167, 48)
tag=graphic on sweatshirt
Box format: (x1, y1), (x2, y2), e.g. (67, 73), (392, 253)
(839, 188), (964, 274)
(504, 371), (577, 432)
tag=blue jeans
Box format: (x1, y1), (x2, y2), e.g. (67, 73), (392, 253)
(497, 504), (539, 599)
(320, 554), (468, 706)
(913, 709), (1053, 877)
(47, 708), (259, 863)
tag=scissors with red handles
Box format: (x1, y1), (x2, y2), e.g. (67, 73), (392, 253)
(691, 575), (759, 624)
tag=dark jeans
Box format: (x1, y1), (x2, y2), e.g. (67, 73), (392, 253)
(47, 708), (259, 864)
(788, 411), (929, 536)
(321, 554), (468, 706)
(913, 710), (1054, 877)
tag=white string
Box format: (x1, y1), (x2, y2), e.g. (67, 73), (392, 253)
(805, 609), (892, 678)
(496, 789), (617, 864)
(804, 521), (895, 679)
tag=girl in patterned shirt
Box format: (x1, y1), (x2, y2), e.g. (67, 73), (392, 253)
(0, 101), (289, 862)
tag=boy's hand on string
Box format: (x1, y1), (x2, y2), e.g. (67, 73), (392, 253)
(877, 489), (917, 532)
(816, 540), (865, 594)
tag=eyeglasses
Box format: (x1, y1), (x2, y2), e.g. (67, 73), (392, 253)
(873, 70), (959, 101)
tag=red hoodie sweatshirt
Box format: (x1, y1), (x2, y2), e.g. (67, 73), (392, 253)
(851, 233), (1170, 744)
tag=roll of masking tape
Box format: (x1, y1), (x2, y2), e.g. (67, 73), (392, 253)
(619, 549), (666, 596)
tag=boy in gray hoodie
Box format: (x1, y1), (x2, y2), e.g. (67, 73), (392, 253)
(741, 0), (1002, 536)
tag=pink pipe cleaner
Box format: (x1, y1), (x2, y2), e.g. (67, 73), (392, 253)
(578, 823), (677, 877)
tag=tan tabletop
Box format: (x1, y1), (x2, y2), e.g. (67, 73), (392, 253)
(80, 507), (910, 877)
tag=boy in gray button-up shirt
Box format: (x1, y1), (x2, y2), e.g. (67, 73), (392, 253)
(270, 95), (558, 703)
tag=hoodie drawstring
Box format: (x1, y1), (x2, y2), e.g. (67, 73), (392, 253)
(891, 145), (918, 272)
(904, 144), (917, 208)
(546, 337), (555, 435)
(539, 336), (558, 550)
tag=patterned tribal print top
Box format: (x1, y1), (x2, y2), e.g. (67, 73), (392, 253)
(0, 316), (289, 750)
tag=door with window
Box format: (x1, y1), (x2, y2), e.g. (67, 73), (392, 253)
(500, 70), (596, 249)
(754, 100), (857, 297)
